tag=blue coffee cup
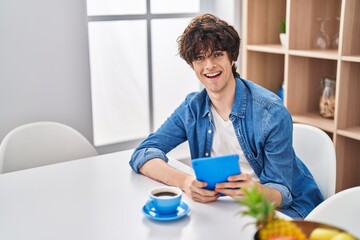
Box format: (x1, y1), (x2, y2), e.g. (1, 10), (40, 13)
(147, 186), (182, 215)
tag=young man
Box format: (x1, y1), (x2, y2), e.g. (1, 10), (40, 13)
(129, 13), (323, 219)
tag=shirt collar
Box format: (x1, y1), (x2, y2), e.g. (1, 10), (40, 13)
(202, 77), (247, 119)
(231, 77), (247, 118)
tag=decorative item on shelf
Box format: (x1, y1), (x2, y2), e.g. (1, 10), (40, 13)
(314, 17), (331, 49)
(277, 82), (284, 102)
(319, 77), (336, 119)
(332, 17), (340, 49)
(279, 19), (287, 47)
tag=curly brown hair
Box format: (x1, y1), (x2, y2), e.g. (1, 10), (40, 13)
(177, 13), (241, 77)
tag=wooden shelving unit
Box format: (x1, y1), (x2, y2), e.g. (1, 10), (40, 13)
(242, 0), (360, 192)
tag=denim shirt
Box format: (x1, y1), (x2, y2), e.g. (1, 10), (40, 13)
(129, 77), (323, 219)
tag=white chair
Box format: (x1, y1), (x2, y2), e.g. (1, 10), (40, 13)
(293, 123), (336, 199)
(305, 186), (360, 238)
(0, 121), (98, 173)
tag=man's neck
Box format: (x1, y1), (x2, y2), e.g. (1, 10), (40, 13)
(208, 79), (236, 121)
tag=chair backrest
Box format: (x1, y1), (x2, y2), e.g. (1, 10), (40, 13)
(0, 121), (98, 173)
(292, 123), (336, 199)
(305, 186), (360, 238)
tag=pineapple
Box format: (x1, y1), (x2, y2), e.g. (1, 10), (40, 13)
(239, 187), (306, 240)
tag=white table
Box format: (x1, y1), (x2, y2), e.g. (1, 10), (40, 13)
(0, 150), (280, 240)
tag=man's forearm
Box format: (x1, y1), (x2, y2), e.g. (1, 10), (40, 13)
(139, 158), (192, 191)
(256, 183), (283, 208)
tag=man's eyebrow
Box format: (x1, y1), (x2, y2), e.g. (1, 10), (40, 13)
(213, 47), (223, 51)
(195, 48), (217, 54)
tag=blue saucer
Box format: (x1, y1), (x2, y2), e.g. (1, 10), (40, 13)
(142, 201), (190, 221)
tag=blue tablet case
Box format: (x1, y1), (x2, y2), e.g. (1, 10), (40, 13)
(192, 154), (240, 191)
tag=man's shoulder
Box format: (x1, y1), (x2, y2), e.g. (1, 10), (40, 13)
(177, 89), (209, 118)
(240, 78), (282, 110)
(184, 89), (207, 105)
(241, 78), (277, 98)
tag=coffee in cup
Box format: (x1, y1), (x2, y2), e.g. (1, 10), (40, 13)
(147, 186), (182, 215)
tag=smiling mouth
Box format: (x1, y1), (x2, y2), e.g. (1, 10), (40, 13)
(204, 72), (221, 78)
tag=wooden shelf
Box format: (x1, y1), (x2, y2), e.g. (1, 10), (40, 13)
(242, 0), (360, 192)
(288, 49), (339, 60)
(292, 113), (335, 133)
(337, 126), (360, 141)
(247, 44), (286, 54)
(341, 55), (360, 63)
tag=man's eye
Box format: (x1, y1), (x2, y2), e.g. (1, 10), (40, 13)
(213, 51), (223, 57)
(195, 55), (205, 61)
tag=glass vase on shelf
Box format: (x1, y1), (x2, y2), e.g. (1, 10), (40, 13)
(332, 17), (340, 49)
(319, 77), (336, 119)
(314, 17), (330, 49)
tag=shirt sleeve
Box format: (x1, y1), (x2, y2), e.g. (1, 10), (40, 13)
(264, 182), (293, 208)
(260, 99), (295, 208)
(129, 147), (169, 173)
(129, 97), (191, 173)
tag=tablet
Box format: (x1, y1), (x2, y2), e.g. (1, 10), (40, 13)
(192, 154), (241, 191)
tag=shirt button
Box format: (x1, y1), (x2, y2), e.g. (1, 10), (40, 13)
(205, 152), (209, 156)
(208, 130), (212, 134)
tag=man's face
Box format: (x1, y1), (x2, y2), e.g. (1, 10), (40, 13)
(192, 50), (235, 96)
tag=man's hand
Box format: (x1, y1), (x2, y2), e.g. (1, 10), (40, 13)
(214, 173), (282, 207)
(182, 175), (220, 203)
(140, 158), (220, 203)
(214, 173), (254, 198)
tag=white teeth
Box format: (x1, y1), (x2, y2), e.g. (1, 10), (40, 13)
(205, 72), (220, 77)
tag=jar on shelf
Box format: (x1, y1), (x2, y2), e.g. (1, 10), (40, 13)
(319, 77), (336, 118)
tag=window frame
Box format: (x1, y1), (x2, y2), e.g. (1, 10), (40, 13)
(86, 1), (212, 146)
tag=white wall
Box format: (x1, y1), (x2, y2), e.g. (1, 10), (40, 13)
(0, 0), (139, 154)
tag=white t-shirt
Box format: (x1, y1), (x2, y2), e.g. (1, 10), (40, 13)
(210, 105), (260, 182)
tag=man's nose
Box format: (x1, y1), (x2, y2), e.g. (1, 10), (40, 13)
(205, 58), (216, 69)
